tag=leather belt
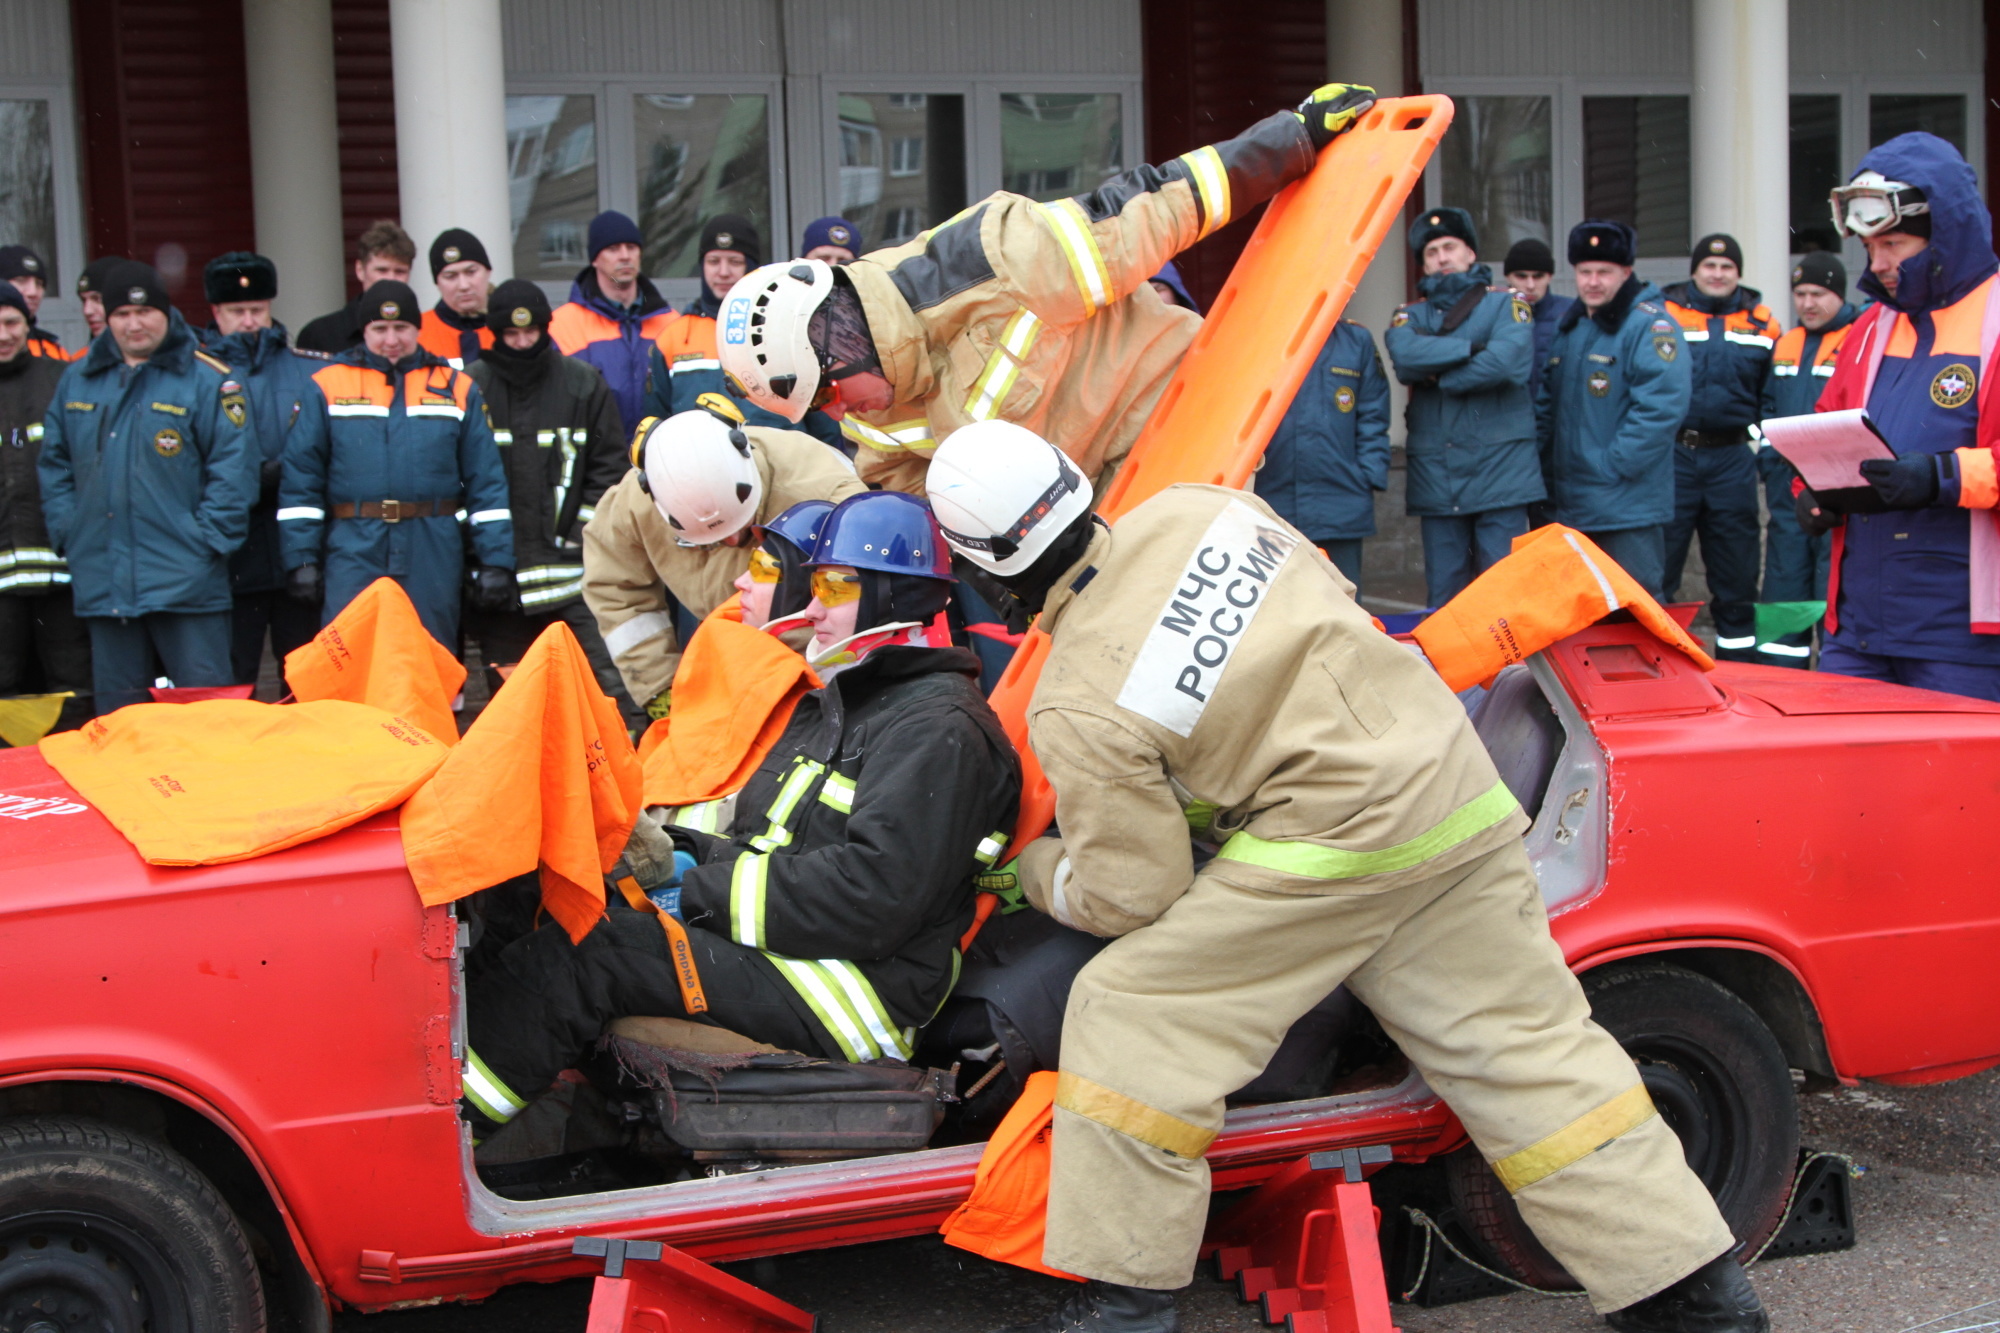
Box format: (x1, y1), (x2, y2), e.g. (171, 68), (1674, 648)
(332, 499), (450, 522)
(1678, 428), (1751, 448)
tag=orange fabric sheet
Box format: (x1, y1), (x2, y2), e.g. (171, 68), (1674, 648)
(285, 577), (466, 746)
(400, 621), (642, 943)
(1412, 523), (1716, 692)
(637, 595), (818, 808)
(40, 699), (448, 865)
(939, 1071), (1081, 1280)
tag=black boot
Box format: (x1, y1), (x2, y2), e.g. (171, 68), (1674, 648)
(994, 1281), (1179, 1333)
(1605, 1254), (1769, 1332)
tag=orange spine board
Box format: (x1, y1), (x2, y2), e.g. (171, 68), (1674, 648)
(987, 95), (1455, 853)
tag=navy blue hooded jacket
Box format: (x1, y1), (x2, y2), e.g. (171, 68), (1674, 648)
(199, 322), (325, 595)
(1257, 321), (1390, 541)
(1825, 132), (2000, 664)
(1383, 265), (1544, 516)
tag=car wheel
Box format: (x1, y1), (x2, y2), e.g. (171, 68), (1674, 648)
(0, 1116), (266, 1332)
(1445, 961), (1800, 1290)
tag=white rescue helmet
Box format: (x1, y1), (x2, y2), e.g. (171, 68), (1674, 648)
(926, 421), (1092, 577)
(716, 259), (836, 423)
(1829, 170), (1930, 239)
(635, 399), (764, 545)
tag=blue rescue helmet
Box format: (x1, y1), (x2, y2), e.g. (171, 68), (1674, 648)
(761, 499), (835, 560)
(809, 491), (953, 579)
(756, 500), (836, 621)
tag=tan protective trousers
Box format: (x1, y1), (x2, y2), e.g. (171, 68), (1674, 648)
(1044, 841), (1735, 1312)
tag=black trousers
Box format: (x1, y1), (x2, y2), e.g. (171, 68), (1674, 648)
(467, 902), (840, 1109)
(0, 589), (94, 732)
(230, 588), (323, 687)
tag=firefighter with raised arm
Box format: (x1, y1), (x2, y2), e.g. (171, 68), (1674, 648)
(924, 422), (1769, 1333)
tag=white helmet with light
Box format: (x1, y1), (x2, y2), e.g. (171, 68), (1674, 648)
(717, 260), (836, 423)
(926, 421), (1093, 577)
(635, 397), (763, 545)
(1829, 169), (1930, 239)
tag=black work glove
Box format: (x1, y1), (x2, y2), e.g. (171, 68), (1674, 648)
(259, 457), (283, 500)
(471, 565), (519, 614)
(1860, 453), (1954, 509)
(1294, 83), (1378, 150)
(286, 562), (322, 605)
(1794, 488), (1842, 537)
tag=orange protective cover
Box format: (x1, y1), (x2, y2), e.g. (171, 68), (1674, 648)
(988, 96), (1455, 851)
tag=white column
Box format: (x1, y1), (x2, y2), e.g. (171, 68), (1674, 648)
(389, 0), (514, 306)
(242, 0), (346, 330)
(1327, 0), (1408, 441)
(1690, 0), (1790, 312)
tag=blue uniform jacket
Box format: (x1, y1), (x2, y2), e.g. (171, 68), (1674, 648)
(200, 323), (326, 596)
(1536, 278), (1692, 532)
(1256, 321), (1390, 541)
(38, 312), (257, 618)
(278, 348), (513, 645)
(1660, 282), (1780, 432)
(549, 270), (676, 441)
(1384, 265), (1544, 516)
(1529, 292), (1575, 401)
(1759, 303), (1863, 422)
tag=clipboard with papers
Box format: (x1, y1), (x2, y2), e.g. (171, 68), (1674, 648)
(1758, 408), (1897, 491)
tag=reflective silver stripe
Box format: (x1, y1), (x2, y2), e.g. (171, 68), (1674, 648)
(276, 506), (325, 521)
(823, 959), (911, 1058)
(1561, 532), (1620, 614)
(25, 422), (42, 440)
(665, 797), (730, 834)
(462, 1049), (526, 1123)
(469, 509), (511, 523)
(1757, 641), (1813, 658)
(1812, 364), (1835, 377)
(1680, 330), (1710, 342)
(554, 428), (580, 526)
(327, 403), (389, 416)
(1724, 332), (1775, 349)
(492, 429), (515, 444)
(1714, 635), (1756, 649)
(406, 403), (466, 420)
(517, 564), (586, 584)
(0, 570), (61, 592)
(750, 757), (826, 852)
(1047, 856), (1081, 930)
(974, 832), (1008, 866)
(536, 430), (556, 446)
(0, 547), (62, 568)
(576, 505), (596, 525)
(670, 358), (721, 374)
(1771, 364), (1799, 377)
(730, 853), (769, 948)
(519, 578), (584, 609)
(604, 610), (672, 659)
(818, 771), (856, 813)
(768, 957), (878, 1061)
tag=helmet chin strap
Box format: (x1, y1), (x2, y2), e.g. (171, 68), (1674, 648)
(808, 621), (927, 675)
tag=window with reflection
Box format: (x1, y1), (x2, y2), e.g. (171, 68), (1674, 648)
(1870, 94), (1966, 155)
(1437, 96), (1551, 260)
(0, 101), (56, 286)
(1000, 93), (1122, 203)
(1790, 95), (1843, 253)
(1583, 96), (1691, 259)
(837, 93), (965, 248)
(507, 95), (598, 281)
(633, 93), (772, 279)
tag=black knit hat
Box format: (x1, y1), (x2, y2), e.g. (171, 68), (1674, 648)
(0, 283), (29, 320)
(429, 228), (491, 280)
(1568, 220), (1636, 267)
(77, 255), (125, 299)
(1502, 237), (1556, 276)
(101, 260), (172, 315)
(1692, 233), (1744, 272)
(0, 245), (49, 285)
(699, 214), (762, 267)
(204, 251), (278, 304)
(358, 280), (421, 326)
(1408, 207), (1477, 255)
(485, 278), (552, 335)
(1790, 252), (1847, 299)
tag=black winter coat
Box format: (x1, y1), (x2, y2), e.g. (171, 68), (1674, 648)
(677, 646), (1022, 1061)
(0, 351), (68, 596)
(468, 341), (627, 612)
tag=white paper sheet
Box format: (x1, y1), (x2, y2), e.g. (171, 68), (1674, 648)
(1758, 408), (1896, 490)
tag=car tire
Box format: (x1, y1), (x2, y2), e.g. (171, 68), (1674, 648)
(1445, 961), (1800, 1291)
(0, 1115), (266, 1332)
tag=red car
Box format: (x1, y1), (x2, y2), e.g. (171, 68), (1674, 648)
(5, 614), (1997, 1329)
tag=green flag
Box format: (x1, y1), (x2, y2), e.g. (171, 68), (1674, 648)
(1754, 601), (1826, 644)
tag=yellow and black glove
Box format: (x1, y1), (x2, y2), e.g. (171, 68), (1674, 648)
(645, 688), (673, 722)
(975, 858), (1030, 914)
(1294, 82), (1377, 150)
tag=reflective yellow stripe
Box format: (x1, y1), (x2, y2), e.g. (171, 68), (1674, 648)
(823, 959), (911, 1058)
(462, 1048), (527, 1123)
(667, 797), (729, 834)
(974, 831), (1008, 866)
(750, 757), (825, 852)
(840, 415), (936, 454)
(964, 308), (1043, 422)
(818, 772), (856, 813)
(1216, 780), (1519, 881)
(1056, 1071), (1214, 1159)
(1492, 1084), (1658, 1193)
(1178, 145), (1231, 238)
(769, 957), (880, 1062)
(1041, 199), (1113, 316)
(729, 852), (769, 948)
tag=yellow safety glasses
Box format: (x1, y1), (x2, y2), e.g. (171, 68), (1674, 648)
(747, 547), (784, 584)
(810, 569), (862, 606)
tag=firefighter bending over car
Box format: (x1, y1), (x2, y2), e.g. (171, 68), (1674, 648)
(581, 398), (864, 719)
(924, 423), (1769, 1333)
(717, 84), (1379, 495)
(460, 491), (1021, 1125)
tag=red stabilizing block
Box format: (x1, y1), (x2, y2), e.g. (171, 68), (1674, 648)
(1204, 1151), (1397, 1333)
(583, 1242), (816, 1333)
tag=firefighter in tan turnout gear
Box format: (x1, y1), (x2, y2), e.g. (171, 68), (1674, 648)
(717, 85), (1381, 496)
(925, 423), (1770, 1333)
(581, 398), (863, 718)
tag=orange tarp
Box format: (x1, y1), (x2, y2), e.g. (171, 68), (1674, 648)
(285, 577), (466, 746)
(400, 622), (642, 943)
(40, 699), (448, 865)
(1412, 524), (1716, 692)
(939, 1071), (1080, 1281)
(637, 594), (818, 808)
(986, 97), (1456, 851)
